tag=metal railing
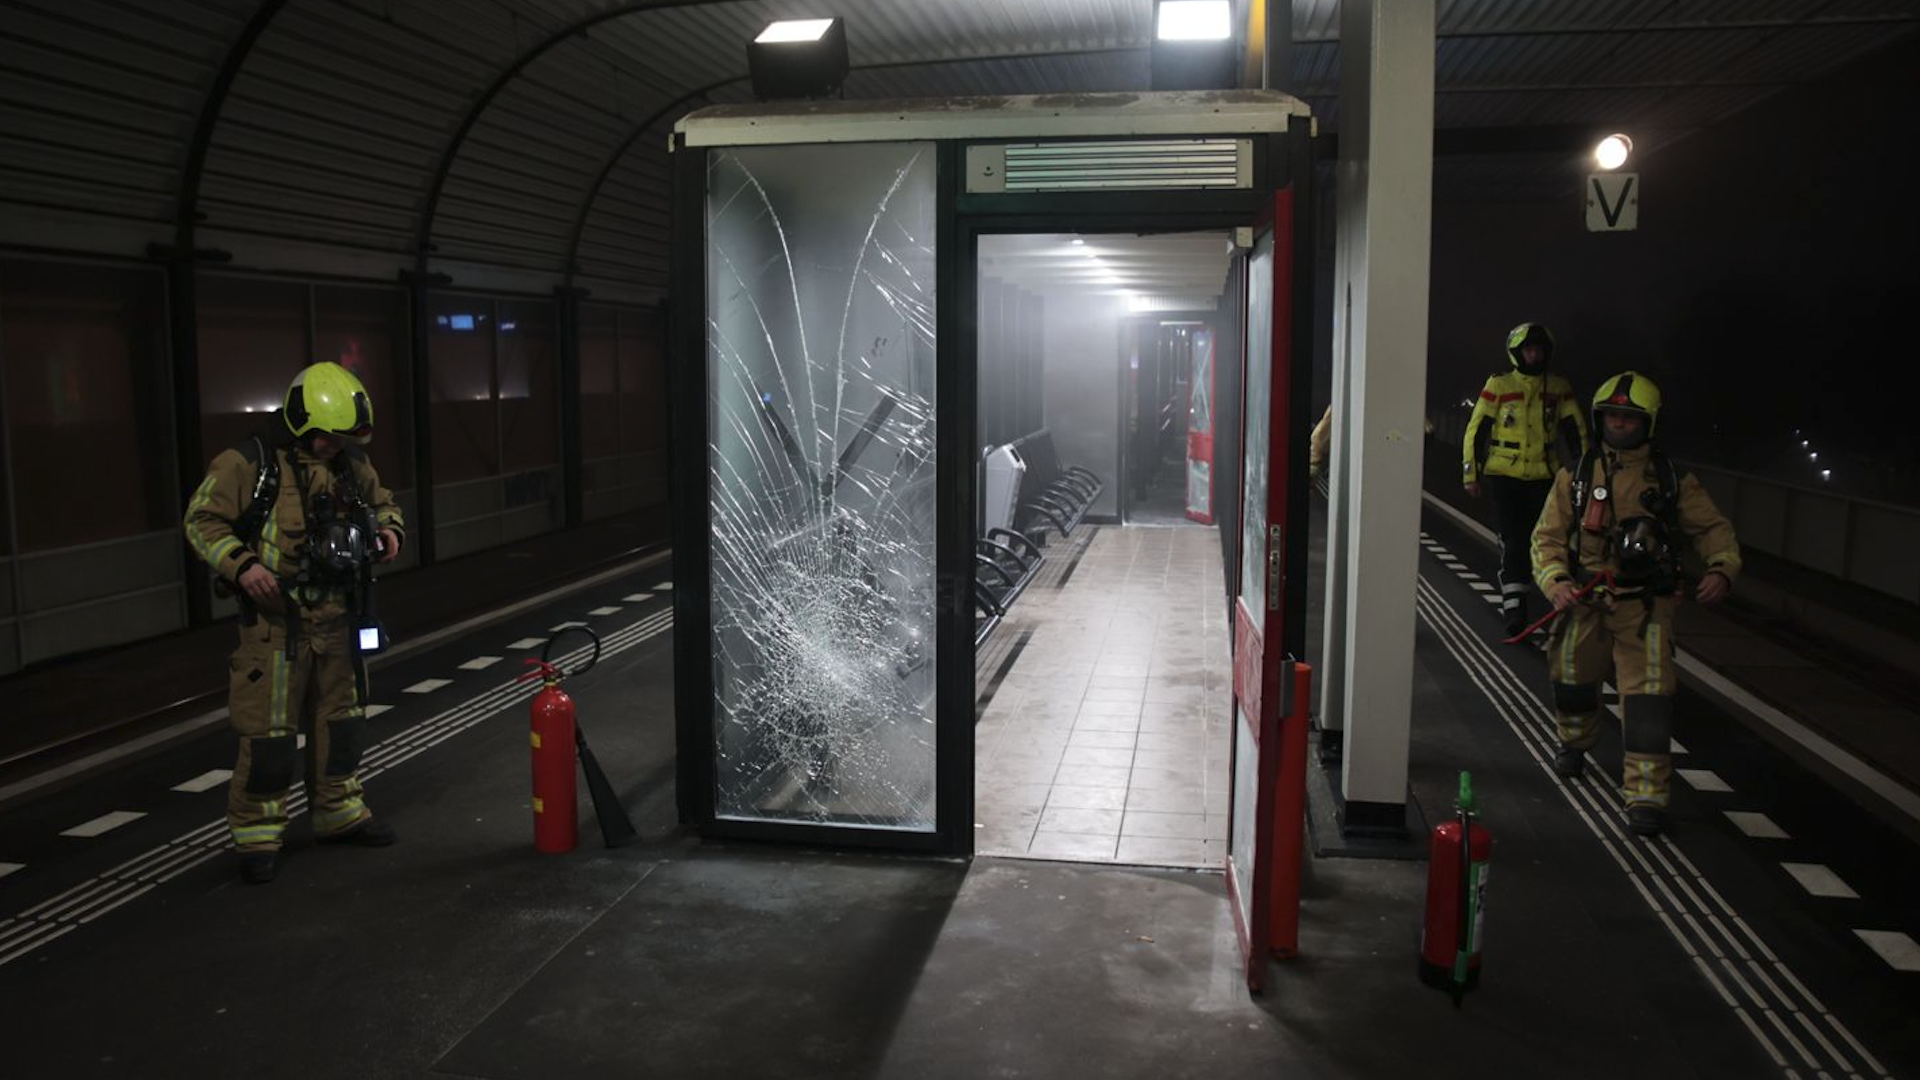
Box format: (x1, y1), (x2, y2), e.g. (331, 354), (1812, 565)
(1683, 463), (1920, 604)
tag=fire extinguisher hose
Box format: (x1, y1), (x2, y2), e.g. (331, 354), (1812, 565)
(1452, 770), (1475, 1006)
(540, 625), (602, 677)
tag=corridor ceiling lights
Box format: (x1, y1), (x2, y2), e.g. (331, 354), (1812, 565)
(1151, 0), (1236, 91)
(1594, 133), (1633, 170)
(748, 17), (849, 101)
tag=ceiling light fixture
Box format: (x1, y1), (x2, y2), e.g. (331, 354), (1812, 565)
(1594, 133), (1633, 170)
(748, 17), (849, 100)
(1151, 0), (1236, 90)
(1157, 1), (1230, 41)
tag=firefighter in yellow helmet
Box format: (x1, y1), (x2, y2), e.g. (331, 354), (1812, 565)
(183, 361), (406, 883)
(1463, 323), (1588, 638)
(1530, 372), (1741, 836)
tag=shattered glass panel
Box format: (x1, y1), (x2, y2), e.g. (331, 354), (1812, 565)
(1187, 458), (1210, 517)
(1230, 703), (1259, 930)
(1189, 329), (1213, 435)
(705, 142), (938, 830)
(1240, 232), (1274, 611)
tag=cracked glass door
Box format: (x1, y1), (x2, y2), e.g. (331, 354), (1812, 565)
(1226, 189), (1300, 991)
(703, 142), (939, 832)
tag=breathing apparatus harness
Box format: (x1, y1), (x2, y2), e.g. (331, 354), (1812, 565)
(225, 435), (388, 653)
(1565, 444), (1682, 637)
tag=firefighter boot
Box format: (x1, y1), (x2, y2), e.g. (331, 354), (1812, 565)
(1552, 682), (1602, 779)
(1552, 744), (1585, 778)
(1627, 805), (1668, 836)
(319, 817), (397, 846)
(239, 852), (279, 884)
(1503, 601), (1530, 640)
(1621, 694), (1675, 838)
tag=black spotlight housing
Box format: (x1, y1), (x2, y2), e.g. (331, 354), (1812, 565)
(748, 17), (850, 101)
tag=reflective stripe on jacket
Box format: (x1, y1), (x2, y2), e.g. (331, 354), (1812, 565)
(184, 444), (404, 606)
(1530, 445), (1742, 592)
(1462, 371), (1585, 483)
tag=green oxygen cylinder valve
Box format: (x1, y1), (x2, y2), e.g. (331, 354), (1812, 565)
(1457, 770), (1476, 815)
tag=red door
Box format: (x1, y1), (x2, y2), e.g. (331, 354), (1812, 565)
(1224, 189), (1299, 993)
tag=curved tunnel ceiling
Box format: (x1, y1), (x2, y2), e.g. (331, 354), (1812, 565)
(4, 0), (1916, 304)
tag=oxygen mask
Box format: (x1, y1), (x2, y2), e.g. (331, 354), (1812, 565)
(305, 493), (379, 585)
(1612, 515), (1671, 585)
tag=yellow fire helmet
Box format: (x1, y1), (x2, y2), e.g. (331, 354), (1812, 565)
(284, 361), (374, 445)
(1591, 370), (1661, 445)
(1504, 321), (1555, 371)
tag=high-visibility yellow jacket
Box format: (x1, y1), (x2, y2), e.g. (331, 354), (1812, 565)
(1462, 371), (1586, 483)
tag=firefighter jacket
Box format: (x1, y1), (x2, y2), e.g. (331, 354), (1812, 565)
(1308, 404), (1333, 476)
(1462, 371), (1586, 483)
(1530, 444), (1741, 594)
(184, 442), (404, 617)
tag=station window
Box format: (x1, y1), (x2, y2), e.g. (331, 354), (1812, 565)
(579, 303), (667, 517)
(426, 291), (562, 556)
(315, 285), (413, 489)
(196, 276), (307, 462)
(0, 259), (172, 552)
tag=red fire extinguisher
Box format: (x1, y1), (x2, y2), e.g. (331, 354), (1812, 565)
(1420, 770), (1491, 1004)
(518, 627), (602, 855)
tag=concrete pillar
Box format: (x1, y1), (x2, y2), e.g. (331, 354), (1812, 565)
(1323, 0), (1434, 835)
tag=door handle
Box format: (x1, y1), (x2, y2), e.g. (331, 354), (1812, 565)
(1267, 524), (1283, 610)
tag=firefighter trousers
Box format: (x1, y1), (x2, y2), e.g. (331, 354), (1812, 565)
(1484, 476), (1553, 623)
(225, 613), (374, 852)
(1546, 594), (1678, 810)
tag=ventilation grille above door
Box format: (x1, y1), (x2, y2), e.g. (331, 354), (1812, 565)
(966, 139), (1251, 193)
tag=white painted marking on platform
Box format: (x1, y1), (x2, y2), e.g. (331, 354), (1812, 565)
(0, 863), (23, 880)
(1670, 738), (1688, 754)
(458, 656), (503, 670)
(1469, 581), (1494, 592)
(1677, 768), (1734, 793)
(507, 637), (545, 649)
(1781, 863), (1859, 899)
(1483, 595), (1502, 605)
(623, 593), (651, 602)
(652, 582), (673, 591)
(549, 620), (588, 631)
(60, 811), (146, 838)
(364, 704), (393, 717)
(404, 678), (453, 694)
(1724, 811), (1790, 840)
(171, 769), (231, 794)
(1854, 930), (1920, 972)
(588, 606), (621, 616)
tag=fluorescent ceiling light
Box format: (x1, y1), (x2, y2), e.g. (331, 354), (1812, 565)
(757, 18), (835, 43)
(1157, 1), (1231, 42)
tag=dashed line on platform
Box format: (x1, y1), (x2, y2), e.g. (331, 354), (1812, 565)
(1781, 862), (1859, 899)
(171, 770), (230, 794)
(60, 811), (147, 838)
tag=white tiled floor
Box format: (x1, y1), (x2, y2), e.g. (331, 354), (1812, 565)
(975, 524), (1232, 869)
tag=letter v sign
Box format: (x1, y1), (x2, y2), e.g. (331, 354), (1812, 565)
(1585, 173), (1639, 231)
